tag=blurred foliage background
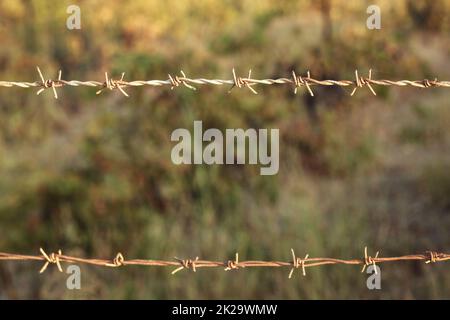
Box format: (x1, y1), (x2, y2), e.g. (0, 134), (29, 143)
(0, 0), (449, 299)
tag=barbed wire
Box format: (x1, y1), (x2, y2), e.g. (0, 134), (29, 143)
(0, 67), (449, 99)
(0, 247), (448, 278)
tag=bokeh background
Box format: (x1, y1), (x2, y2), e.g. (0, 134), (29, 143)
(0, 0), (449, 299)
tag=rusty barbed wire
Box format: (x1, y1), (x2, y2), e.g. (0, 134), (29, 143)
(0, 67), (449, 99)
(0, 247), (448, 277)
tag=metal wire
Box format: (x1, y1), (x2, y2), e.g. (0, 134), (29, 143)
(0, 247), (448, 278)
(0, 67), (449, 99)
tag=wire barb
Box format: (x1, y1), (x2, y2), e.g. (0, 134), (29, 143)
(351, 69), (377, 96)
(288, 249), (309, 278)
(168, 70), (196, 91)
(105, 252), (125, 267)
(39, 248), (63, 274)
(229, 68), (258, 94)
(225, 253), (241, 271)
(96, 72), (129, 97)
(172, 256), (199, 274)
(292, 70), (314, 96)
(426, 251), (439, 264)
(361, 246), (379, 274)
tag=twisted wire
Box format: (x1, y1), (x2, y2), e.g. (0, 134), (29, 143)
(0, 67), (449, 99)
(0, 247), (448, 278)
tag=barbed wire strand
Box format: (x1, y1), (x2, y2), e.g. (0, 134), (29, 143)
(0, 247), (448, 277)
(0, 67), (449, 99)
